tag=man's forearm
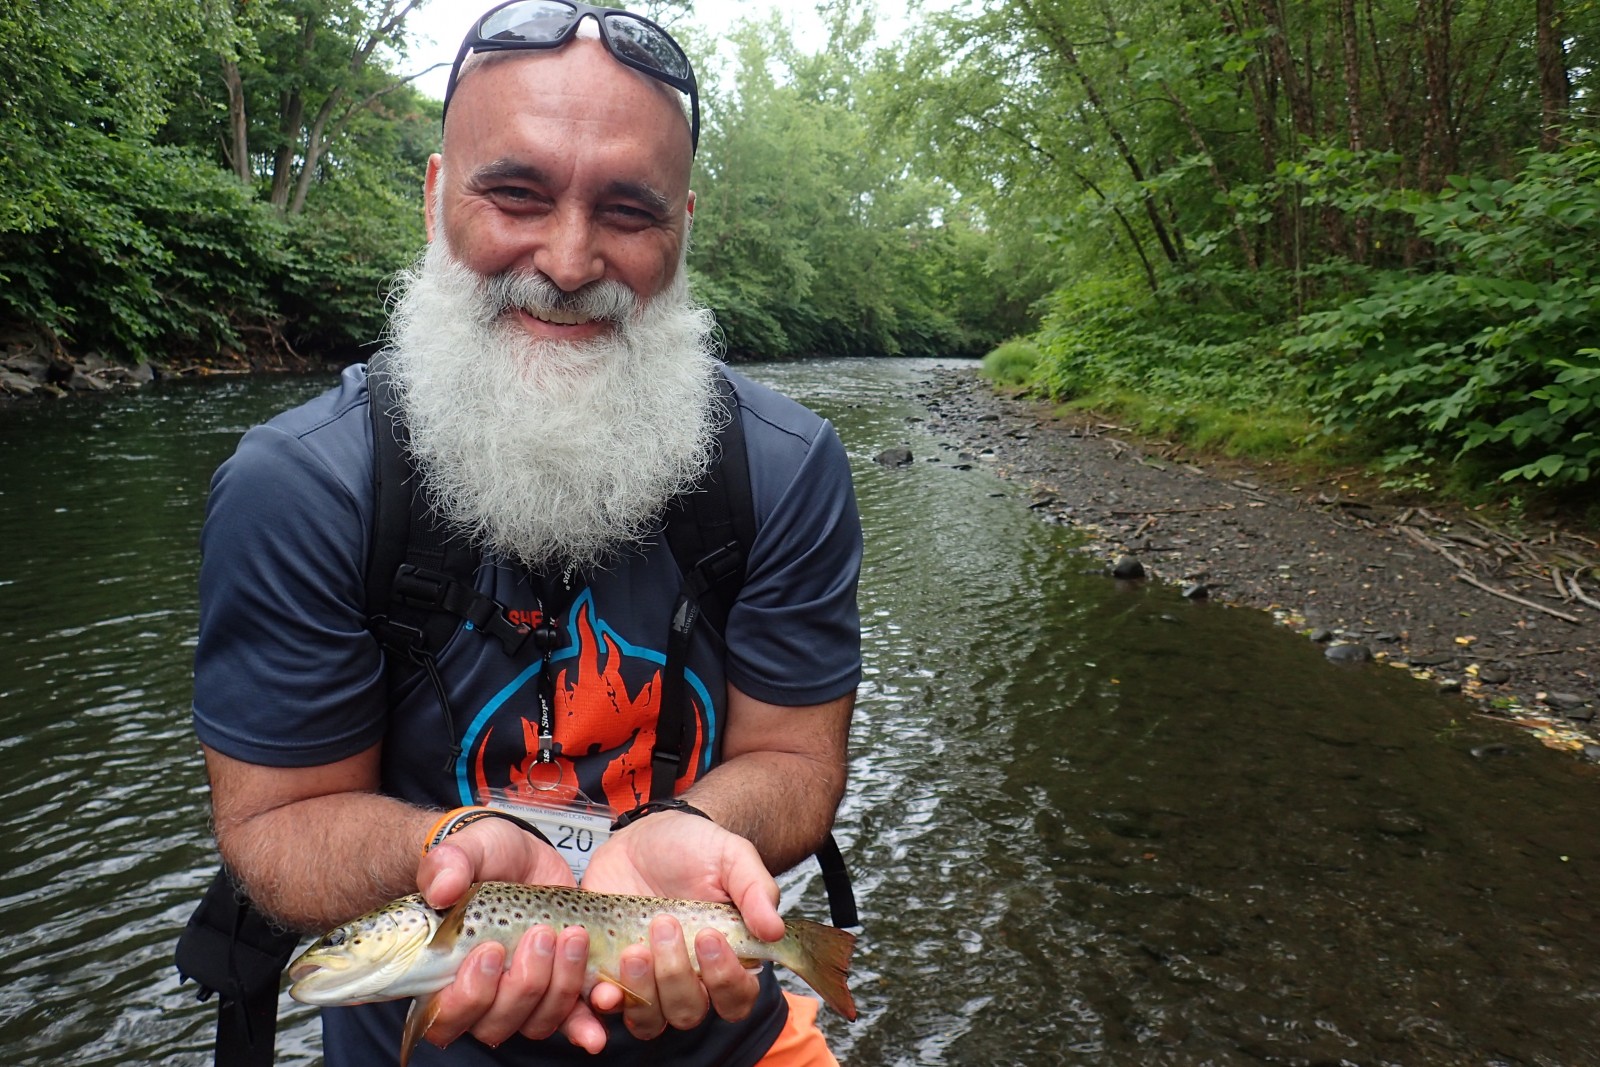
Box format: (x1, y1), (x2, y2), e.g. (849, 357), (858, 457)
(685, 749), (846, 875)
(204, 744), (438, 930)
(216, 790), (436, 930)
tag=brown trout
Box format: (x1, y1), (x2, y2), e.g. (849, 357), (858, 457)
(287, 882), (857, 1063)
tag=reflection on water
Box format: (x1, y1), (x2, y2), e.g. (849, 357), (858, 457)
(1, 360), (1597, 1066)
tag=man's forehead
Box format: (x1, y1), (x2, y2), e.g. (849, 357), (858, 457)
(446, 37), (692, 149)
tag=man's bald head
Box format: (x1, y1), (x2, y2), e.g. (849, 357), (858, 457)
(441, 13), (695, 161)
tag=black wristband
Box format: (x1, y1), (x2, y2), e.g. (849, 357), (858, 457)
(609, 798), (713, 832)
(422, 806), (554, 854)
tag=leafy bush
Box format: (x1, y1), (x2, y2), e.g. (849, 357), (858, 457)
(1289, 136), (1600, 487)
(0, 131), (282, 364)
(982, 339), (1043, 385)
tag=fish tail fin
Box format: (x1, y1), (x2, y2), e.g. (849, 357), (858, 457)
(400, 991), (444, 1067)
(783, 919), (858, 1021)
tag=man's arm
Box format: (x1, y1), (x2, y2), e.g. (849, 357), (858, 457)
(205, 741), (612, 1052)
(681, 685), (854, 873)
(203, 743), (426, 929)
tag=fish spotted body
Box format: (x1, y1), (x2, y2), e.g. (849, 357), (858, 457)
(287, 882), (856, 1064)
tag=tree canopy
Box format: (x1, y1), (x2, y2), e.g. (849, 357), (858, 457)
(0, 0), (1020, 372)
(899, 0), (1597, 493)
(3, 0), (1595, 496)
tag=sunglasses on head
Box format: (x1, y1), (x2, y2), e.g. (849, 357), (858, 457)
(442, 0), (700, 154)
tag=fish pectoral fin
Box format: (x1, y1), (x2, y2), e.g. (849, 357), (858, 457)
(594, 968), (652, 1007)
(738, 956), (764, 971)
(400, 992), (445, 1067)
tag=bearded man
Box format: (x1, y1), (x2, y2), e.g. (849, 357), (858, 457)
(189, 4), (862, 1065)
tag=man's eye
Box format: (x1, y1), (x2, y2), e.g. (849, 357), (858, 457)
(607, 205), (656, 224)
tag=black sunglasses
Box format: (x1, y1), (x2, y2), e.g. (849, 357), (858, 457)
(442, 0), (700, 154)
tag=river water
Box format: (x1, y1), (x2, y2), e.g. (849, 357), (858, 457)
(2, 358), (1597, 1066)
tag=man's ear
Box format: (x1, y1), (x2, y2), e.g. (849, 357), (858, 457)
(686, 189), (696, 220)
(424, 154), (443, 241)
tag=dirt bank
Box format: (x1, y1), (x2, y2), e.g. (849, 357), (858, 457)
(920, 367), (1600, 760)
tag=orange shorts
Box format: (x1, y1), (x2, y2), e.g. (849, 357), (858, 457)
(758, 993), (840, 1066)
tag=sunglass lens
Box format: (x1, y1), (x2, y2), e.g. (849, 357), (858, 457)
(602, 14), (690, 80)
(482, 0), (575, 43)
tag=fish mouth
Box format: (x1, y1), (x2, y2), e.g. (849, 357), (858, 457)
(287, 959), (324, 983)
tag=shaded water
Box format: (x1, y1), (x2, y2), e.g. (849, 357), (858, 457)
(1, 359), (1596, 1065)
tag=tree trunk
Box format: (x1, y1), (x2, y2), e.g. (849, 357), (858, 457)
(1254, 0), (1316, 142)
(1339, 0), (1369, 262)
(1536, 0), (1570, 151)
(1161, 78), (1259, 271)
(1415, 0), (1456, 194)
(289, 91), (345, 215)
(1020, 0), (1183, 267)
(221, 58), (250, 184)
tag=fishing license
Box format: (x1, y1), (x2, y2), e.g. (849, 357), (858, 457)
(484, 793), (612, 879)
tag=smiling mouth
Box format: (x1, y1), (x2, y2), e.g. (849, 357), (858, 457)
(525, 306), (594, 326)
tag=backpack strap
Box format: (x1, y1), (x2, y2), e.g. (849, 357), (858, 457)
(653, 368), (752, 797)
(364, 357), (529, 664)
(173, 867), (301, 1067)
(651, 369), (859, 930)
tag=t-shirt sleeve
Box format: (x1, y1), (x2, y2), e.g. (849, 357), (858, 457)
(191, 421), (388, 766)
(723, 418), (862, 707)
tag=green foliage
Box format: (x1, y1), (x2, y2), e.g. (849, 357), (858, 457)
(687, 15), (1025, 360)
(1290, 137), (1600, 488)
(0, 130), (278, 361)
(885, 0), (1595, 502)
(0, 0), (434, 367)
(982, 340), (1043, 386)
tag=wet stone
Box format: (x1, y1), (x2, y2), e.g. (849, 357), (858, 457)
(1111, 555), (1146, 580)
(875, 447), (914, 467)
(1326, 643), (1374, 664)
(1544, 692), (1591, 713)
(1477, 666), (1512, 685)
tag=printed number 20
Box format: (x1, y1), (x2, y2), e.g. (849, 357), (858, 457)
(557, 825), (594, 853)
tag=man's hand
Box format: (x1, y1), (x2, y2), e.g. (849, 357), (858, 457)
(579, 810), (782, 1037)
(414, 818), (613, 1054)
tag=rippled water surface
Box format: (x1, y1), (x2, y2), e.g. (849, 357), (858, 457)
(2, 359), (1598, 1066)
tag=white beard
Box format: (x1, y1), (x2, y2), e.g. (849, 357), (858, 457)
(382, 241), (723, 573)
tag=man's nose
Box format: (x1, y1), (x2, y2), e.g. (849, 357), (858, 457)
(533, 214), (605, 293)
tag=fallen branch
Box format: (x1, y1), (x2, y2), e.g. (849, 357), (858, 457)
(1567, 572), (1600, 612)
(1109, 503), (1236, 516)
(1515, 647), (1570, 658)
(1400, 525), (1473, 571)
(1454, 571), (1582, 624)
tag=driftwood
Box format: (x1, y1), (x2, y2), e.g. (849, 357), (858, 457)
(1110, 503), (1236, 517)
(1454, 570), (1583, 624)
(1399, 525), (1584, 624)
(1566, 572), (1600, 612)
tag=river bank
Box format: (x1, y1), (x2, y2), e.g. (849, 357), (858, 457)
(0, 330), (316, 400)
(920, 366), (1600, 759)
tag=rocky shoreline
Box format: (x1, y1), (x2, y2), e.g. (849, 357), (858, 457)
(0, 330), (312, 400)
(919, 367), (1600, 760)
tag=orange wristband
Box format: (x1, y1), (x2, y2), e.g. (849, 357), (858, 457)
(420, 805), (553, 857)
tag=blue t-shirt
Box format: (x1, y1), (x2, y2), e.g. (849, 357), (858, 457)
(192, 362), (862, 1066)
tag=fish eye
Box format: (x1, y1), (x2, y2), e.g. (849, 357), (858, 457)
(325, 928), (348, 948)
